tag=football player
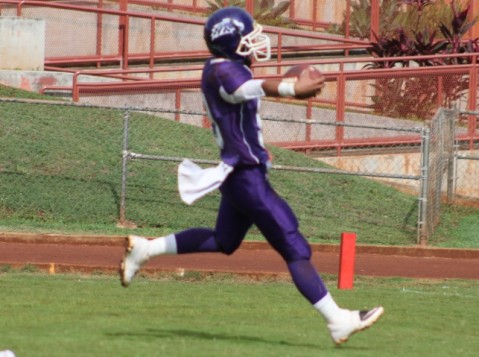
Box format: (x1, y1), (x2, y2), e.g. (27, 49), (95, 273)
(120, 6), (383, 345)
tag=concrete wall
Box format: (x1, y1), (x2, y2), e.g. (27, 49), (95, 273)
(0, 70), (72, 93)
(0, 70), (118, 95)
(0, 17), (45, 71)
(317, 151), (479, 199)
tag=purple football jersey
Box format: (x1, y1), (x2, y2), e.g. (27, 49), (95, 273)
(201, 58), (269, 167)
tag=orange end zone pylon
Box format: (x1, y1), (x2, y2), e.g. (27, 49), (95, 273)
(338, 232), (357, 290)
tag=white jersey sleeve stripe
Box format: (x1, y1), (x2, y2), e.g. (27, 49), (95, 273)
(219, 79), (265, 104)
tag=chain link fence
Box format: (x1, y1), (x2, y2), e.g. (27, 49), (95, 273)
(1, 1), (478, 244)
(119, 106), (461, 244)
(419, 108), (456, 244)
(120, 106), (427, 242)
(453, 111), (479, 204)
(0, 97), (468, 243)
(64, 65), (477, 154)
(0, 98), (125, 226)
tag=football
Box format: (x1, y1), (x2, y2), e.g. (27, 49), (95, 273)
(282, 64), (323, 82)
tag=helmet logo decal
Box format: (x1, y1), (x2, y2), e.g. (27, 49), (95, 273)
(211, 18), (245, 41)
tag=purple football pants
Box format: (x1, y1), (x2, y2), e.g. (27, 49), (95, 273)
(174, 165), (328, 304)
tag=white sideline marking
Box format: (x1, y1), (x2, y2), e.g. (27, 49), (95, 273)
(400, 287), (477, 299)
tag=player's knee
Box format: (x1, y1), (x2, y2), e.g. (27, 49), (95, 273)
(282, 243), (312, 262)
(286, 250), (311, 262)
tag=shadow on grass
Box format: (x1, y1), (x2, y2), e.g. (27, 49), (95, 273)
(108, 327), (322, 349)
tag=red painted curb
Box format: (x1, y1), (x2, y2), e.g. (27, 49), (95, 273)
(1, 231), (478, 259)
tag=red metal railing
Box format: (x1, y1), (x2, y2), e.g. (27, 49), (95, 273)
(0, 0), (369, 71)
(0, 0), (206, 69)
(127, 0), (354, 32)
(39, 52), (479, 154)
(108, 0), (479, 40)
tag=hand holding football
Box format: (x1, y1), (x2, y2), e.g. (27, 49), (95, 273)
(283, 64), (323, 81)
(282, 64), (325, 99)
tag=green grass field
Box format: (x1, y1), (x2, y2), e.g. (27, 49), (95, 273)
(1, 85), (478, 247)
(0, 271), (478, 357)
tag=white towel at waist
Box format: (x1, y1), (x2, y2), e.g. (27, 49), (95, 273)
(178, 159), (233, 205)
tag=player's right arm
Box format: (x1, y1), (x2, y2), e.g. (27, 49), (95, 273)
(221, 75), (324, 103)
(214, 60), (324, 104)
(262, 69), (325, 99)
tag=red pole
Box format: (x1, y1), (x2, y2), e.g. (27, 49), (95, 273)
(175, 88), (181, 122)
(96, 0), (103, 68)
(149, 18), (156, 72)
(306, 98), (312, 146)
(202, 103), (211, 128)
(17, 0), (23, 15)
(336, 63), (346, 156)
(345, 0), (351, 39)
(122, 15), (129, 70)
(290, 0), (295, 20)
(119, 0), (128, 70)
(468, 55), (478, 149)
(345, 0), (351, 56)
(338, 232), (356, 290)
(276, 33), (283, 73)
(468, 0), (478, 39)
(370, 0), (380, 41)
(312, 0), (317, 31)
(245, 0), (254, 15)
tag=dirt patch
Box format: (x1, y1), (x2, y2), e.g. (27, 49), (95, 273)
(0, 232), (478, 281)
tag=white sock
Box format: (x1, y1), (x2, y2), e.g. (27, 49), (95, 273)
(313, 293), (347, 323)
(148, 234), (177, 257)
